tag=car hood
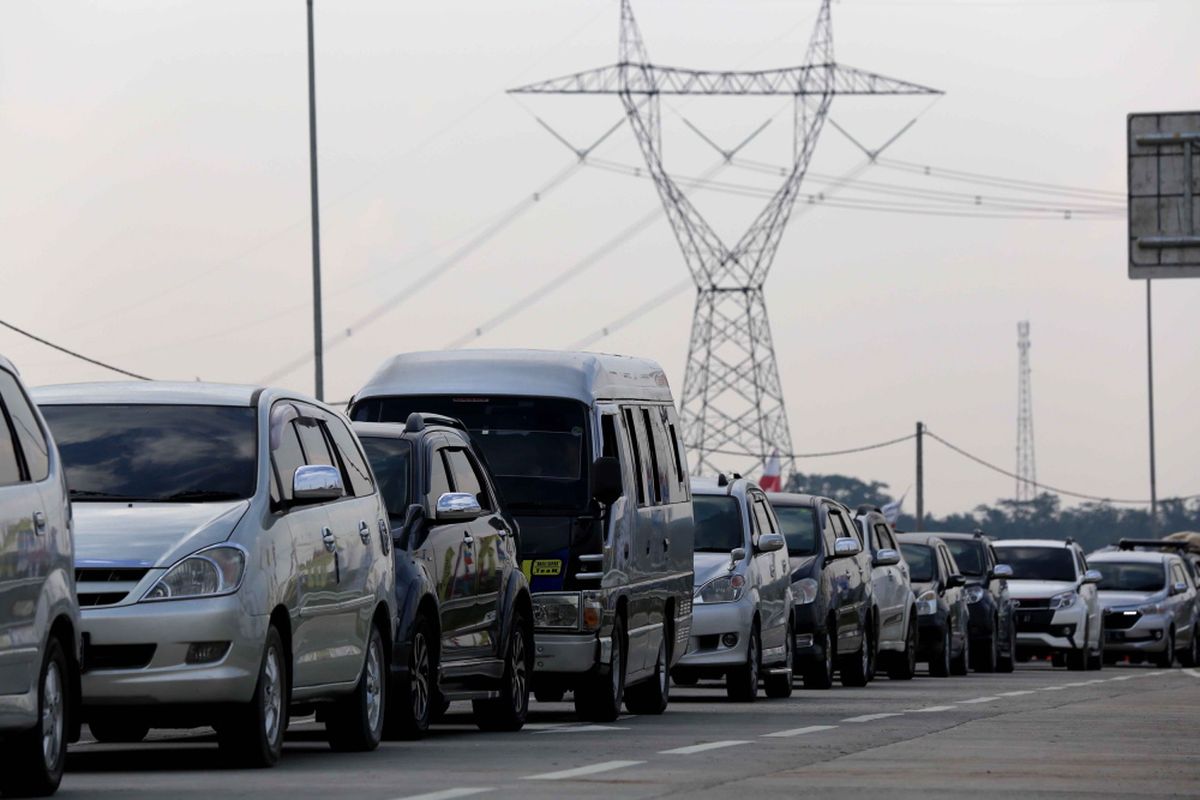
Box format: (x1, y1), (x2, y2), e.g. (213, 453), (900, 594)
(911, 580), (936, 595)
(1099, 590), (1162, 609)
(1007, 579), (1076, 599)
(693, 551), (740, 588)
(73, 500), (251, 568)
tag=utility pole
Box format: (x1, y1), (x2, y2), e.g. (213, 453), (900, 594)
(915, 421), (924, 531)
(306, 0), (324, 400)
(1146, 280), (1157, 533)
(1015, 321), (1036, 502)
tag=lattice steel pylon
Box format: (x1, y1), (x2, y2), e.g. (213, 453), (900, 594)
(1016, 320), (1037, 502)
(511, 0), (940, 479)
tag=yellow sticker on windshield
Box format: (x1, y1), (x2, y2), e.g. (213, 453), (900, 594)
(531, 559), (563, 577)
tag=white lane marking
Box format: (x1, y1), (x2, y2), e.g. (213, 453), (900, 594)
(1184, 669), (1200, 679)
(907, 705), (956, 713)
(1040, 686), (1068, 691)
(957, 696), (1000, 704)
(1109, 675), (1136, 681)
(1080, 679), (1105, 685)
(997, 690), (1036, 696)
(660, 740), (750, 755)
(1059, 682), (1089, 688)
(524, 760), (646, 781)
(1146, 671), (1166, 676)
(842, 713), (902, 723)
(534, 725), (629, 734)
(762, 725), (837, 738)
(391, 790), (494, 800)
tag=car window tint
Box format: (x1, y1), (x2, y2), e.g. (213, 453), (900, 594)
(295, 419), (335, 467)
(773, 505), (818, 557)
(820, 507), (838, 553)
(944, 539), (986, 577)
(665, 414), (687, 499)
(828, 509), (851, 540)
(428, 448), (452, 506)
(692, 494), (745, 552)
(900, 543), (934, 582)
(622, 407), (647, 506)
(446, 448), (489, 511)
(751, 497), (775, 539)
(272, 422), (306, 504)
(640, 408), (664, 505)
(326, 418), (375, 497)
(0, 397), (22, 485)
(0, 370), (48, 481)
(361, 436), (411, 518)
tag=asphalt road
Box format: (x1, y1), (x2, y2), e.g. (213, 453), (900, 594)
(60, 662), (1200, 799)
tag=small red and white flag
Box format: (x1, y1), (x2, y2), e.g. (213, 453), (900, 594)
(759, 450), (782, 492)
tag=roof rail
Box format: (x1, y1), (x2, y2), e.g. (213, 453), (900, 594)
(972, 528), (985, 538)
(855, 504), (882, 515)
(716, 473), (729, 488)
(404, 412), (467, 434)
(1118, 538), (1190, 552)
(1064, 537), (1075, 546)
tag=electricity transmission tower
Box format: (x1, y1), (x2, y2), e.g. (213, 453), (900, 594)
(511, 0), (940, 479)
(1016, 320), (1037, 502)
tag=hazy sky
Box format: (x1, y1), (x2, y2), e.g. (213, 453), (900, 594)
(2, 0), (1197, 516)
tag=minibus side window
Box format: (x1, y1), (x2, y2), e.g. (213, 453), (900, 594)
(621, 408), (646, 506)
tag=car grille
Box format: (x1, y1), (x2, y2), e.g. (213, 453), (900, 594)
(696, 634), (720, 651)
(1014, 609), (1055, 631)
(86, 644), (156, 670)
(1105, 610), (1142, 630)
(76, 567), (150, 607)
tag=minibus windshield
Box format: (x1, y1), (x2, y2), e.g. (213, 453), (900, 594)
(40, 404), (257, 503)
(352, 395), (589, 513)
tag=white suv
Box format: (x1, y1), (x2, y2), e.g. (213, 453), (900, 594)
(994, 538), (1103, 671)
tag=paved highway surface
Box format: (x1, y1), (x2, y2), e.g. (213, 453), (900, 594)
(62, 663), (1200, 799)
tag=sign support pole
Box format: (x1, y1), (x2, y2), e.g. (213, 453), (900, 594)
(1146, 279), (1158, 533)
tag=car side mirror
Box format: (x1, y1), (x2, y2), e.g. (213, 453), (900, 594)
(729, 546), (747, 569)
(873, 548), (900, 567)
(832, 537), (861, 558)
(1172, 581), (1188, 595)
(757, 533), (785, 554)
(992, 563), (1013, 579)
(435, 492), (482, 522)
(945, 573), (966, 589)
(292, 464), (344, 505)
(591, 456), (623, 506)
(1082, 569), (1102, 585)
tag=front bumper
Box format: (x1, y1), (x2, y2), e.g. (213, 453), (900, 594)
(967, 597), (997, 639)
(1103, 612), (1170, 654)
(915, 613), (946, 656)
(80, 593), (267, 707)
(1013, 603), (1085, 652)
(532, 632), (602, 675)
(676, 596), (755, 668)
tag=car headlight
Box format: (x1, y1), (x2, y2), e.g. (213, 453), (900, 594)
(697, 574), (745, 604)
(915, 589), (938, 616)
(532, 593), (581, 629)
(1137, 601), (1165, 615)
(1049, 591), (1077, 611)
(965, 585), (986, 605)
(794, 578), (818, 605)
(142, 546), (245, 602)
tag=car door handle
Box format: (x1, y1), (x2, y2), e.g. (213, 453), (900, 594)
(463, 531), (474, 546)
(33, 511), (47, 535)
(322, 527), (337, 553)
(358, 520), (372, 545)
(662, 537), (670, 552)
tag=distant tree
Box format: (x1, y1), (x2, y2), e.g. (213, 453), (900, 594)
(785, 471), (894, 509)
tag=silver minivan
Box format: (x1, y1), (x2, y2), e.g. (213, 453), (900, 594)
(34, 382), (396, 766)
(0, 356), (80, 796)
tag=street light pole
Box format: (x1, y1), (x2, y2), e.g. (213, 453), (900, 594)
(1146, 279), (1157, 533)
(306, 0), (324, 400)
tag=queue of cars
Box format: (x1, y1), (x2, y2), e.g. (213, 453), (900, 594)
(3, 347), (1200, 797)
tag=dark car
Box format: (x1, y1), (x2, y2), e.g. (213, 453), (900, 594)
(767, 493), (873, 689)
(896, 533), (970, 677)
(934, 531), (1017, 673)
(354, 414), (533, 737)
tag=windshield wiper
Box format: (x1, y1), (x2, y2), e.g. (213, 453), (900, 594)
(69, 490), (136, 501)
(162, 490), (245, 502)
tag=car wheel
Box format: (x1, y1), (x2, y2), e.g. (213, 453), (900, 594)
(574, 615), (626, 722)
(475, 610), (532, 730)
(950, 629), (970, 676)
(996, 622), (1017, 673)
(972, 631), (998, 673)
(218, 625), (288, 768)
(1178, 627), (1200, 668)
(887, 616), (918, 680)
(727, 623), (760, 702)
(327, 624), (387, 752)
(764, 621), (795, 699)
(1065, 647), (1087, 671)
(803, 627), (835, 689)
(840, 622), (871, 688)
(930, 626), (951, 677)
(385, 615), (435, 740)
(88, 715), (150, 744)
(1086, 619), (1105, 671)
(1051, 652), (1067, 668)
(1153, 628), (1176, 669)
(0, 638), (69, 797)
(626, 634), (671, 714)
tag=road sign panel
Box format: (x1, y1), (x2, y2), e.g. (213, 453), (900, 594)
(1128, 111), (1200, 279)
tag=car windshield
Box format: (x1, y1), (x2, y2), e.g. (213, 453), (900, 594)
(1094, 562), (1165, 592)
(995, 546), (1076, 582)
(692, 495), (745, 553)
(352, 394), (588, 513)
(40, 404), (257, 502)
(359, 436), (411, 518)
(773, 505), (818, 557)
(900, 543), (935, 582)
(944, 538), (987, 577)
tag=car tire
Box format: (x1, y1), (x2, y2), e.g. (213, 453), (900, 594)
(625, 635), (671, 714)
(726, 623), (760, 702)
(1153, 629), (1176, 669)
(840, 623), (871, 688)
(326, 624), (387, 752)
(385, 614), (435, 740)
(475, 611), (532, 731)
(0, 637), (69, 797)
(764, 621), (794, 699)
(1178, 627), (1200, 668)
(1051, 652), (1067, 668)
(1086, 619), (1104, 671)
(802, 627), (835, 690)
(1065, 647), (1087, 671)
(218, 625), (288, 768)
(996, 622), (1016, 674)
(930, 626), (951, 677)
(950, 629), (970, 676)
(88, 715), (150, 744)
(574, 615), (626, 722)
(887, 616), (917, 680)
(972, 632), (998, 673)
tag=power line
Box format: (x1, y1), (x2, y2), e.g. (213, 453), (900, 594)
(0, 319), (152, 381)
(697, 433), (918, 460)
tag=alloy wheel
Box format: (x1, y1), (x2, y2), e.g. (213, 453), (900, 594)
(365, 637), (383, 733)
(411, 632), (431, 723)
(41, 660), (64, 771)
(262, 645), (283, 745)
(610, 634), (623, 702)
(510, 627), (528, 713)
